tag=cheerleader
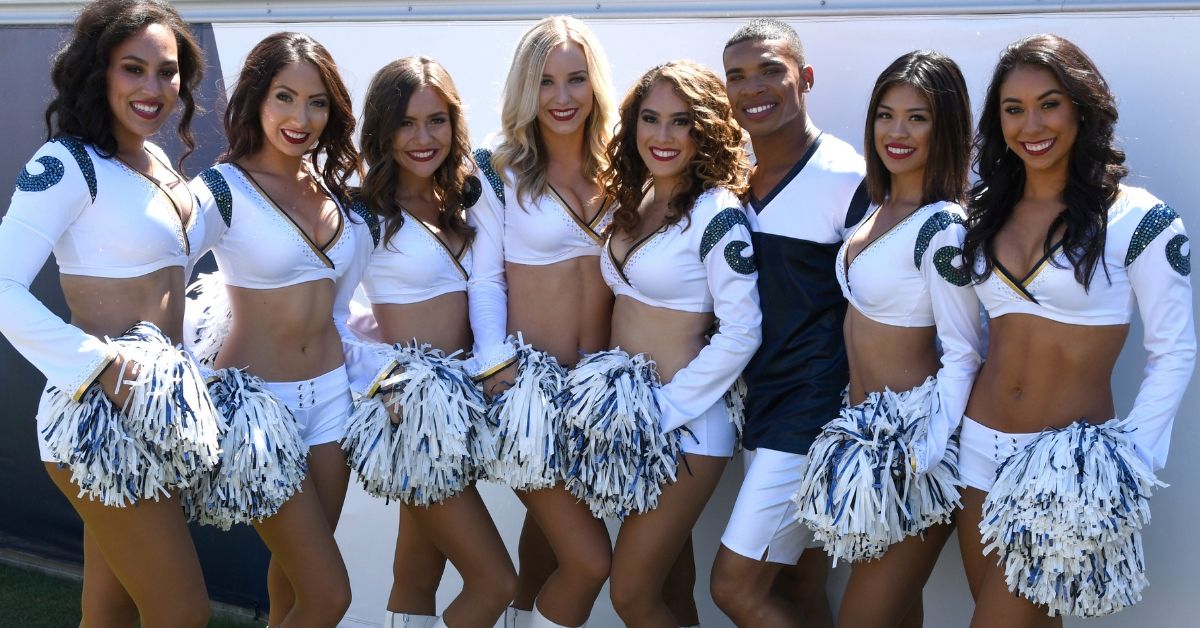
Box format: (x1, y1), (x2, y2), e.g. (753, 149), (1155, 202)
(0, 1), (218, 624)
(188, 32), (374, 626)
(571, 60), (760, 627)
(953, 34), (1194, 624)
(471, 17), (619, 628)
(339, 56), (517, 628)
(791, 51), (981, 627)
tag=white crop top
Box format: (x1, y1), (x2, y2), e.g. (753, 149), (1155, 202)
(944, 185), (1193, 472)
(837, 200), (987, 473)
(192, 162), (366, 290)
(600, 187), (763, 433)
(353, 179), (516, 380)
(0, 137), (205, 400)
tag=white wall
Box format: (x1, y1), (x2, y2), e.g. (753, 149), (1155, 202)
(209, 11), (1200, 627)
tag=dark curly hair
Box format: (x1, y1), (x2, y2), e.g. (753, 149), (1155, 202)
(963, 34), (1127, 289)
(864, 50), (972, 207)
(44, 0), (204, 167)
(359, 56), (474, 249)
(221, 32), (359, 206)
(602, 60), (749, 236)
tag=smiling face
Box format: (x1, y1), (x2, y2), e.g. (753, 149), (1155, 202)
(636, 80), (697, 185)
(537, 42), (594, 137)
(106, 23), (180, 150)
(391, 85), (452, 181)
(259, 61), (330, 159)
(722, 38), (811, 139)
(874, 83), (933, 183)
(999, 64), (1079, 178)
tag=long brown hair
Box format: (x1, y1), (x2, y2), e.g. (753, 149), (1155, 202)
(359, 56), (474, 248)
(963, 34), (1127, 289)
(45, 0), (204, 167)
(603, 61), (749, 236)
(863, 50), (972, 207)
(221, 32), (359, 206)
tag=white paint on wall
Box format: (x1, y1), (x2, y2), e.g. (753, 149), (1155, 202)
(208, 11), (1200, 627)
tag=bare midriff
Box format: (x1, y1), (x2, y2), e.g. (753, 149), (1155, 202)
(609, 296), (713, 385)
(506, 257), (612, 368)
(62, 266), (187, 342)
(216, 279), (343, 381)
(965, 313), (1128, 433)
(843, 307), (941, 406)
(371, 291), (472, 355)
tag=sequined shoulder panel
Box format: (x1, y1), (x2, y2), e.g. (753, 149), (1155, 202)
(914, 210), (964, 269)
(349, 198), (381, 247)
(1125, 203), (1179, 267)
(199, 168), (233, 227)
(51, 136), (97, 201)
(473, 149), (504, 207)
(462, 174), (483, 209)
(700, 207), (756, 275)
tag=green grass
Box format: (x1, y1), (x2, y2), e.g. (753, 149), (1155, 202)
(0, 561), (260, 627)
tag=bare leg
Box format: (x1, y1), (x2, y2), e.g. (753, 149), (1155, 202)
(957, 488), (989, 600)
(773, 551), (833, 628)
(403, 486), (518, 626)
(80, 527), (138, 627)
(609, 455), (727, 628)
(513, 515), (557, 611)
(46, 464), (210, 628)
(262, 443), (352, 627)
(836, 522), (954, 628)
(518, 484), (612, 626)
(389, 506), (448, 615)
(662, 536), (699, 626)
(710, 545), (799, 628)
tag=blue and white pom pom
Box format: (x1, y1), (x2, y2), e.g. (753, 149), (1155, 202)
(183, 271), (232, 367)
(724, 376), (747, 448)
(184, 368), (309, 529)
(40, 322), (222, 507)
(793, 378), (961, 564)
(979, 419), (1165, 617)
(342, 344), (489, 506)
(561, 349), (683, 519)
(486, 336), (568, 491)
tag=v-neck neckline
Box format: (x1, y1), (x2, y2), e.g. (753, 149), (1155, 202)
(114, 149), (196, 255)
(233, 163), (345, 267)
(607, 226), (665, 285)
(401, 205), (469, 279)
(842, 204), (923, 276)
(748, 133), (824, 214)
(547, 183), (607, 243)
(993, 240), (1065, 303)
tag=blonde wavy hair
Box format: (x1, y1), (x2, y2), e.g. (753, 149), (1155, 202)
(603, 60), (750, 236)
(492, 16), (615, 207)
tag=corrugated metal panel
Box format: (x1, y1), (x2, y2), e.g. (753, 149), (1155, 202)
(1, 0), (1199, 24)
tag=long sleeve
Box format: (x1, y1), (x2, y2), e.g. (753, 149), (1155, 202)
(1123, 205), (1195, 471)
(657, 196), (763, 432)
(465, 162), (515, 380)
(336, 201), (391, 396)
(917, 206), (986, 473)
(0, 140), (116, 400)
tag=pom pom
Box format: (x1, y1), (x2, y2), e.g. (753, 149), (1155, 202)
(183, 271), (232, 367)
(485, 336), (568, 490)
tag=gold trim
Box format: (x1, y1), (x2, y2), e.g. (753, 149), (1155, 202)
(401, 206), (469, 280)
(996, 267), (1034, 302)
(608, 227), (662, 286)
(1020, 242), (1064, 287)
(547, 184), (604, 244)
(116, 150), (196, 257)
(365, 358), (401, 398)
(232, 163), (343, 269)
(72, 348), (118, 402)
(472, 354), (517, 383)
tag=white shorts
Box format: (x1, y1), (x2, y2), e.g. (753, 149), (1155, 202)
(958, 416), (1039, 492)
(679, 398), (737, 457)
(264, 365), (353, 447)
(721, 447), (819, 564)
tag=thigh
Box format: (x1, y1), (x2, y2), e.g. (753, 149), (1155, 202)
(838, 522), (954, 627)
(46, 464), (205, 614)
(612, 455), (727, 588)
(957, 488), (990, 600)
(518, 484), (611, 565)
(253, 474), (347, 591)
(306, 441), (351, 529)
(971, 562), (1062, 628)
(81, 524), (138, 626)
(406, 485), (515, 580)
